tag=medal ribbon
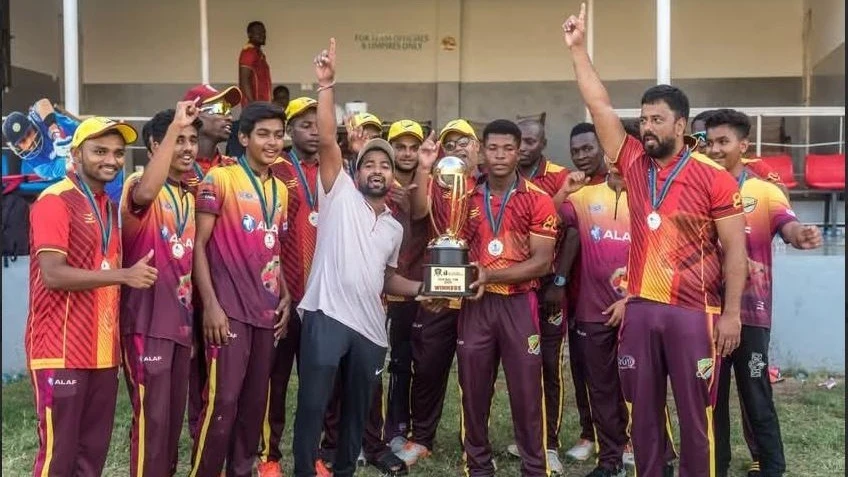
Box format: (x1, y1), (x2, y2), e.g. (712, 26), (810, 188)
(75, 173), (112, 256)
(192, 162), (204, 182)
(238, 156), (278, 229)
(648, 148), (691, 211)
(526, 158), (543, 180)
(164, 182), (190, 237)
(737, 168), (748, 189)
(484, 175), (519, 237)
(290, 150), (318, 211)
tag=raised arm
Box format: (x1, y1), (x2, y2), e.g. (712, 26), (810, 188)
(314, 38), (344, 193)
(134, 100), (200, 207)
(563, 3), (626, 162)
(410, 130), (439, 220)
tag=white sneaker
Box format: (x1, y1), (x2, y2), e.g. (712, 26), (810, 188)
(389, 436), (408, 454)
(394, 440), (431, 466)
(564, 439), (594, 461)
(506, 444), (520, 458)
(356, 450), (366, 467)
(622, 443), (635, 467)
(546, 450), (564, 475)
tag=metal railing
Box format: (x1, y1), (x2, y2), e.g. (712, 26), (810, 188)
(612, 106), (845, 156)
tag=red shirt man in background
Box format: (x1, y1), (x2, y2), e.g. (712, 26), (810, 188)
(239, 21), (272, 106)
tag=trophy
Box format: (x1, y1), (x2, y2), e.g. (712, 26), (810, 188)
(421, 156), (477, 297)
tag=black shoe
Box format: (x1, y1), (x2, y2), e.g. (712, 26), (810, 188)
(663, 462), (675, 477)
(585, 466), (626, 477)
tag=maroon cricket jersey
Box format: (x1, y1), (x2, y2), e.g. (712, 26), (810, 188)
(561, 180), (630, 322)
(120, 173), (196, 346)
(195, 164), (288, 328)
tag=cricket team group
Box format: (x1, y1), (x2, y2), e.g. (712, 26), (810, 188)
(23, 5), (823, 477)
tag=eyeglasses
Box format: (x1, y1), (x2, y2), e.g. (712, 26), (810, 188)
(199, 101), (232, 116)
(443, 137), (473, 152)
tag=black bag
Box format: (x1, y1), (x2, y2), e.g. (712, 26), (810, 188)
(2, 192), (30, 262)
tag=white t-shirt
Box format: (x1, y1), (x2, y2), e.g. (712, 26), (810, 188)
(297, 168), (403, 347)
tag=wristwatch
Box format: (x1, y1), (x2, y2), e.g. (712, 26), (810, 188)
(553, 275), (567, 287)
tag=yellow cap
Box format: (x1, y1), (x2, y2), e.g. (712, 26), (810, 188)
(352, 112), (382, 130)
(387, 119), (424, 142)
(285, 97), (318, 121)
(438, 119), (478, 142)
(71, 117), (138, 149)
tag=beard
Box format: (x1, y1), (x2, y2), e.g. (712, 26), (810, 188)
(641, 134), (676, 159)
(358, 173), (390, 198)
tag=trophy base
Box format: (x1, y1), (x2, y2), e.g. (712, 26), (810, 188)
(421, 263), (477, 297)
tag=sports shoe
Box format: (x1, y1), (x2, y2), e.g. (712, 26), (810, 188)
(622, 442), (635, 467)
(547, 450), (564, 475)
(506, 444), (521, 458)
(585, 465), (626, 477)
(394, 441), (431, 466)
(315, 460), (333, 477)
(565, 439), (595, 461)
(357, 450), (366, 467)
(747, 460), (761, 477)
(389, 436), (409, 454)
(257, 460), (283, 477)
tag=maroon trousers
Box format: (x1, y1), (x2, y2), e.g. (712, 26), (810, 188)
(618, 298), (719, 477)
(409, 307), (459, 450)
(123, 334), (191, 477)
(189, 319), (276, 477)
(539, 302), (566, 450)
(573, 322), (628, 470)
(458, 292), (547, 477)
(567, 323), (596, 442)
(259, 308), (303, 463)
(188, 308), (206, 442)
(30, 367), (119, 477)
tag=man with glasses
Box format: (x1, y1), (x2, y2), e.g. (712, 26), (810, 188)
(181, 85), (242, 187)
(395, 118), (483, 467)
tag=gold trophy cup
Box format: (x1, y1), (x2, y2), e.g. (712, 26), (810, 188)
(422, 156), (477, 297)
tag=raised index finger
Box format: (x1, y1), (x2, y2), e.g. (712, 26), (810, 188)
(328, 38), (336, 57)
(578, 2), (586, 22)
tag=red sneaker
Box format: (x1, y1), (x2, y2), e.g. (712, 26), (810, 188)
(315, 460), (333, 477)
(257, 460), (284, 477)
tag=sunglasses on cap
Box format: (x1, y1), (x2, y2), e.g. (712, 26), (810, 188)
(692, 131), (707, 143)
(443, 137), (473, 152)
(199, 101), (233, 116)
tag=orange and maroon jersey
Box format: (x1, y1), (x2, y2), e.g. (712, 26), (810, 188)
(239, 44), (272, 105)
(195, 162), (288, 328)
(459, 177), (558, 295)
(183, 153), (237, 190)
(26, 174), (122, 370)
(527, 157), (569, 198)
(741, 157), (784, 186)
(120, 172), (196, 346)
(270, 152), (318, 304)
(613, 135), (742, 314)
(738, 171), (798, 328)
(561, 181), (630, 322)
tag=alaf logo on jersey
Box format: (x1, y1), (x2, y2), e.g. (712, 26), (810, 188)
(242, 214), (257, 232)
(591, 224), (630, 243)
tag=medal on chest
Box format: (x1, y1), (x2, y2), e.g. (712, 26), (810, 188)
(647, 149), (692, 232)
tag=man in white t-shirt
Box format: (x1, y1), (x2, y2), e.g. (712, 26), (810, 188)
(292, 38), (431, 477)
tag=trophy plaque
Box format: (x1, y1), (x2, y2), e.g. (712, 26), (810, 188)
(422, 156), (477, 297)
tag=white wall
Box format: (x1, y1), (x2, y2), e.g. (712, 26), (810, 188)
(9, 0), (62, 77)
(804, 0), (845, 67)
(74, 0), (805, 85)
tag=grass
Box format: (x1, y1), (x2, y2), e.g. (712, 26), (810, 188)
(2, 365), (843, 477)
